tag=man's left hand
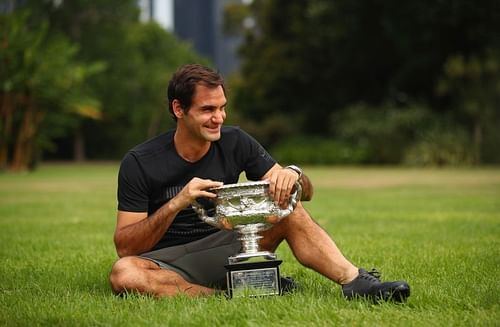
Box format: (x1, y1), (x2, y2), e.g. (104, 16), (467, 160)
(266, 167), (300, 208)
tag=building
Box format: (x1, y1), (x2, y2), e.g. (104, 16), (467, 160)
(138, 0), (245, 77)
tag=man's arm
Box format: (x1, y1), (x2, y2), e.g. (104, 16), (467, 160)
(262, 164), (314, 207)
(114, 202), (180, 258)
(114, 178), (223, 257)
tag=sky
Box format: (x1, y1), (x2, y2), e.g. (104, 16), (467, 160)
(138, 0), (174, 31)
(154, 0), (173, 30)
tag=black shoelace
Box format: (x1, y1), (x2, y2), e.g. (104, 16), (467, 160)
(361, 268), (381, 282)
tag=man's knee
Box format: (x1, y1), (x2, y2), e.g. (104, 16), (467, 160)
(260, 203), (312, 250)
(109, 256), (148, 294)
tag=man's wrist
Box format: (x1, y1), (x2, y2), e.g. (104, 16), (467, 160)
(163, 196), (184, 217)
(285, 165), (303, 179)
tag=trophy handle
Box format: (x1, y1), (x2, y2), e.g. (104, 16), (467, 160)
(276, 181), (302, 218)
(191, 199), (224, 229)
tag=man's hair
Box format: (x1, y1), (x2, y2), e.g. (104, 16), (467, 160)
(167, 64), (225, 121)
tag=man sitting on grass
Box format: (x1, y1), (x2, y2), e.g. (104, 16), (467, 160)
(109, 64), (410, 302)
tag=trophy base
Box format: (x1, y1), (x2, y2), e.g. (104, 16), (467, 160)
(228, 251), (277, 264)
(225, 259), (282, 298)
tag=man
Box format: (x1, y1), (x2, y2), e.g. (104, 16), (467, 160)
(110, 64), (410, 301)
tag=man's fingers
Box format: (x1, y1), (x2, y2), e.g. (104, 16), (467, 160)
(278, 178), (296, 208)
(182, 178), (223, 204)
(199, 189), (218, 198)
(277, 178), (288, 205)
(268, 175), (293, 207)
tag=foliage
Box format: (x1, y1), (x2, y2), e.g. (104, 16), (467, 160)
(1, 1), (208, 166)
(268, 102), (475, 166)
(0, 9), (103, 170)
(404, 125), (473, 166)
(435, 49), (500, 163)
(3, 1), (499, 166)
(223, 2), (253, 35)
(234, 112), (295, 148)
(327, 102), (480, 166)
(36, 0), (209, 160)
(332, 103), (434, 164)
(232, 0), (500, 164)
(271, 137), (368, 165)
(82, 22), (208, 159)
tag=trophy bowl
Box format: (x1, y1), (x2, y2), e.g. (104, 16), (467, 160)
(192, 180), (301, 259)
(192, 180), (301, 230)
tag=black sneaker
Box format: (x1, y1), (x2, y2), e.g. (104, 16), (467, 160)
(280, 276), (299, 294)
(342, 268), (410, 303)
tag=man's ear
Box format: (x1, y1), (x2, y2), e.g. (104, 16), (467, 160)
(172, 99), (184, 119)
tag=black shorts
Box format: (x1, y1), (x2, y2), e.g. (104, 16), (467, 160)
(140, 230), (240, 289)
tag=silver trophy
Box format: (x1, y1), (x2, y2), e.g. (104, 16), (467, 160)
(192, 180), (301, 298)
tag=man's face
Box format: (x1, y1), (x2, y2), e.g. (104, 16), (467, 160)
(182, 84), (227, 142)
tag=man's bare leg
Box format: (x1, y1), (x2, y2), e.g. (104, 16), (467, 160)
(109, 256), (214, 297)
(260, 203), (359, 285)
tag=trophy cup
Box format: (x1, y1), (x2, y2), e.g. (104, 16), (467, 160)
(192, 180), (301, 298)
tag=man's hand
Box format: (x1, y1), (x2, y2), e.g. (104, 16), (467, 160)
(266, 167), (300, 208)
(172, 177), (223, 210)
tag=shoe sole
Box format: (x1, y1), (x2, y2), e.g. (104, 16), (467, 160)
(344, 283), (411, 303)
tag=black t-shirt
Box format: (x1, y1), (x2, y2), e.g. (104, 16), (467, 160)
(117, 126), (276, 250)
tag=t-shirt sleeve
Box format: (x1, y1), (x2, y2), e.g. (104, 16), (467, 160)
(236, 129), (277, 180)
(117, 152), (150, 212)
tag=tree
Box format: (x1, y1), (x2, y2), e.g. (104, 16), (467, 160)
(2, 1), (208, 165)
(42, 0), (208, 160)
(436, 50), (500, 163)
(0, 10), (103, 171)
(233, 0), (500, 153)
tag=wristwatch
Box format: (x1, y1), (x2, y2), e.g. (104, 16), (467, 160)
(285, 165), (303, 179)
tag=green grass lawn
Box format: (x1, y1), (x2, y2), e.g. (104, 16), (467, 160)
(1, 164), (499, 326)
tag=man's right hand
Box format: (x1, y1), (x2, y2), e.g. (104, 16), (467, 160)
(172, 177), (223, 211)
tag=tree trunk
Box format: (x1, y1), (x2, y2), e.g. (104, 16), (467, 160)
(10, 96), (42, 171)
(473, 120), (482, 165)
(0, 93), (14, 170)
(74, 125), (86, 162)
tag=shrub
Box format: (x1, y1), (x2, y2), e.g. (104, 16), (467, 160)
(404, 126), (474, 166)
(332, 102), (433, 164)
(270, 137), (368, 165)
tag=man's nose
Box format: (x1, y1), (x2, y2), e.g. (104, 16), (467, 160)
(212, 109), (225, 123)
